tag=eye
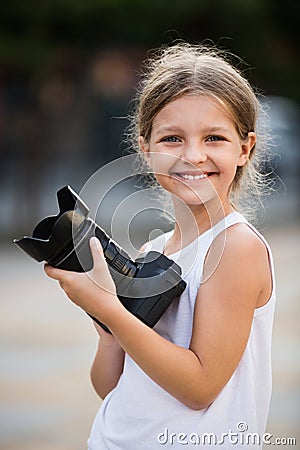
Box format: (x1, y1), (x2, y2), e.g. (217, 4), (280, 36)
(206, 135), (225, 142)
(161, 135), (181, 143)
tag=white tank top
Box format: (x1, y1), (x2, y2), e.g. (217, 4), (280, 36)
(88, 212), (276, 449)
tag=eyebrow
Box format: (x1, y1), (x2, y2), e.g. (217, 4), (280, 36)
(153, 125), (184, 135)
(201, 126), (232, 134)
(153, 125), (231, 135)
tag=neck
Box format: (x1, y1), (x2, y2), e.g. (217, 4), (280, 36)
(169, 197), (234, 250)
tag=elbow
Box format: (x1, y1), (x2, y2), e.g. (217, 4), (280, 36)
(90, 370), (111, 400)
(183, 397), (213, 411)
(180, 388), (217, 411)
(90, 373), (105, 400)
(90, 381), (110, 401)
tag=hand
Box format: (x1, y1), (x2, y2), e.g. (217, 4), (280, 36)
(44, 237), (120, 325)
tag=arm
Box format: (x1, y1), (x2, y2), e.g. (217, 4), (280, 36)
(45, 230), (271, 409)
(90, 323), (125, 399)
(90, 241), (149, 399)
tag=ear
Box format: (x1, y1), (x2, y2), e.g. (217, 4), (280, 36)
(139, 136), (150, 158)
(237, 132), (256, 167)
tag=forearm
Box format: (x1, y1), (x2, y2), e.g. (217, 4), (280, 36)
(90, 336), (125, 399)
(104, 304), (210, 410)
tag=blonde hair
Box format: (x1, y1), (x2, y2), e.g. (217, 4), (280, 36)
(127, 43), (271, 219)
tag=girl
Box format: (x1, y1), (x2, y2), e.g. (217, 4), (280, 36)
(45, 43), (275, 449)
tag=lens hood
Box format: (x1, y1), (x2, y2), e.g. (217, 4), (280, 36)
(13, 186), (93, 269)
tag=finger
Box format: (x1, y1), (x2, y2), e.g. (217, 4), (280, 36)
(89, 237), (116, 295)
(89, 237), (105, 269)
(44, 263), (69, 281)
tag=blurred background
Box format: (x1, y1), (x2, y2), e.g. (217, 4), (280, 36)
(0, 1), (299, 449)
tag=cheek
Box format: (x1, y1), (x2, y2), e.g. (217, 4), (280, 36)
(218, 153), (241, 174)
(154, 173), (172, 189)
(148, 152), (177, 176)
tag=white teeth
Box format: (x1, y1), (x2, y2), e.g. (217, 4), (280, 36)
(179, 173), (208, 180)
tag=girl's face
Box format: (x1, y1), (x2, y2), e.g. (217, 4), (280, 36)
(139, 95), (256, 213)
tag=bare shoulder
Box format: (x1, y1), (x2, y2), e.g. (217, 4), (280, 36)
(203, 222), (272, 307)
(225, 222), (268, 258)
(205, 221), (266, 264)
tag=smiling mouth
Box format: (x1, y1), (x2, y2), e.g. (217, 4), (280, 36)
(171, 172), (215, 181)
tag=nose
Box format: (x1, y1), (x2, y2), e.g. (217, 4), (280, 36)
(182, 140), (207, 166)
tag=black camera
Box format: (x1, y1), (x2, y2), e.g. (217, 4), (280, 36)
(14, 186), (186, 331)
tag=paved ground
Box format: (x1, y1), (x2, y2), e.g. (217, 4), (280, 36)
(0, 222), (299, 449)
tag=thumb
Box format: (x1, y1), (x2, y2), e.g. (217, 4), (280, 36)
(89, 236), (105, 267)
(89, 236), (116, 295)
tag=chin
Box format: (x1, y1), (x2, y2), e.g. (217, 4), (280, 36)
(172, 188), (217, 206)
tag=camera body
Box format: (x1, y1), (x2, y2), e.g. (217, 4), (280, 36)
(14, 186), (186, 331)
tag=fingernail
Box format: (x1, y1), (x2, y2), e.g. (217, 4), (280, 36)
(91, 237), (100, 247)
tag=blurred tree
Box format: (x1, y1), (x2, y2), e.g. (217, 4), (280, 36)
(0, 0), (299, 100)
